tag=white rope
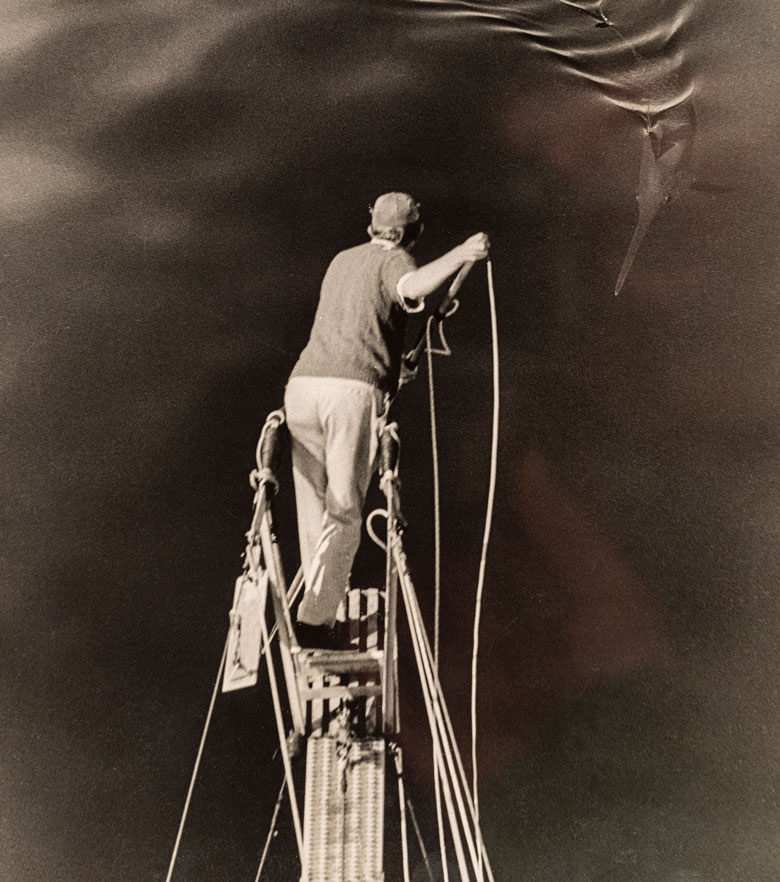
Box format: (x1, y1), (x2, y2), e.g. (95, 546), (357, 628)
(397, 538), (496, 882)
(395, 535), (496, 880)
(425, 316), (450, 882)
(397, 555), (471, 882)
(470, 258), (499, 881)
(427, 303), (457, 357)
(366, 508), (389, 552)
(400, 554), (486, 877)
(425, 317), (443, 673)
(415, 260), (498, 882)
(165, 639), (228, 882)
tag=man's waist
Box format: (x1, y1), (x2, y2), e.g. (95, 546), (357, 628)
(290, 354), (397, 394)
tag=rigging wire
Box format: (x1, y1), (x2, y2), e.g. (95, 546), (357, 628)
(406, 796), (436, 882)
(259, 608), (304, 859)
(400, 549), (496, 881)
(254, 777), (287, 882)
(398, 564), (473, 882)
(390, 743), (413, 882)
(167, 458), (301, 878)
(165, 640), (228, 882)
(396, 541), (495, 881)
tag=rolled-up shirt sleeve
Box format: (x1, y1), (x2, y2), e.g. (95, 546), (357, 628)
(381, 248), (423, 313)
(396, 272), (424, 313)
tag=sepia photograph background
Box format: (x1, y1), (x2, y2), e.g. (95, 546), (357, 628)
(3, 1), (780, 880)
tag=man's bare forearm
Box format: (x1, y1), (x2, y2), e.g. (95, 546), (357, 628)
(399, 233), (490, 302)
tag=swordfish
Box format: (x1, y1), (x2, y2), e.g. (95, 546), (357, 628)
(614, 98), (696, 295)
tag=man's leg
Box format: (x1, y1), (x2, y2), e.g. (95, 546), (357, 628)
(297, 379), (382, 628)
(284, 379), (327, 603)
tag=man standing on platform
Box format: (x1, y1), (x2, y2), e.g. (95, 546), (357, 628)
(285, 192), (489, 648)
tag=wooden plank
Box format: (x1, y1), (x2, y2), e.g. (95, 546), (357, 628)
(301, 684), (383, 702)
(301, 651), (382, 675)
(297, 589), (387, 738)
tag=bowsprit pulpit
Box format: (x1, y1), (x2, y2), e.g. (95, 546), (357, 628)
(166, 408), (493, 882)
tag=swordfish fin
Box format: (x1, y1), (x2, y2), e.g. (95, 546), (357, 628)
(614, 132), (689, 295)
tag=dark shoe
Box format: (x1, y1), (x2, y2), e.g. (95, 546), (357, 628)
(296, 621), (336, 650)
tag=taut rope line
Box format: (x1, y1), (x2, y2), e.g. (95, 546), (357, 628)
(165, 641), (227, 882)
(471, 257), (499, 882)
(425, 316), (451, 882)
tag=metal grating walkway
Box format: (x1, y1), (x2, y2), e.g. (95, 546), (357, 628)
(302, 737), (385, 882)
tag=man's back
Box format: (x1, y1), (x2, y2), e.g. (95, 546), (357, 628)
(290, 241), (416, 395)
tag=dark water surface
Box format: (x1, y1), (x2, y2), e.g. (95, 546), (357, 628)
(3, 1), (780, 880)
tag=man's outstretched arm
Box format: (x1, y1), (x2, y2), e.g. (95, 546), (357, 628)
(398, 232), (490, 303)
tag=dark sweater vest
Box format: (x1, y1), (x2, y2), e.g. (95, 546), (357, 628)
(290, 242), (417, 395)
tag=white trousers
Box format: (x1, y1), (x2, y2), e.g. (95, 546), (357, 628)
(284, 377), (385, 627)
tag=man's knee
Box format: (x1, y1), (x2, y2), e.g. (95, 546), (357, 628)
(325, 487), (363, 524)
